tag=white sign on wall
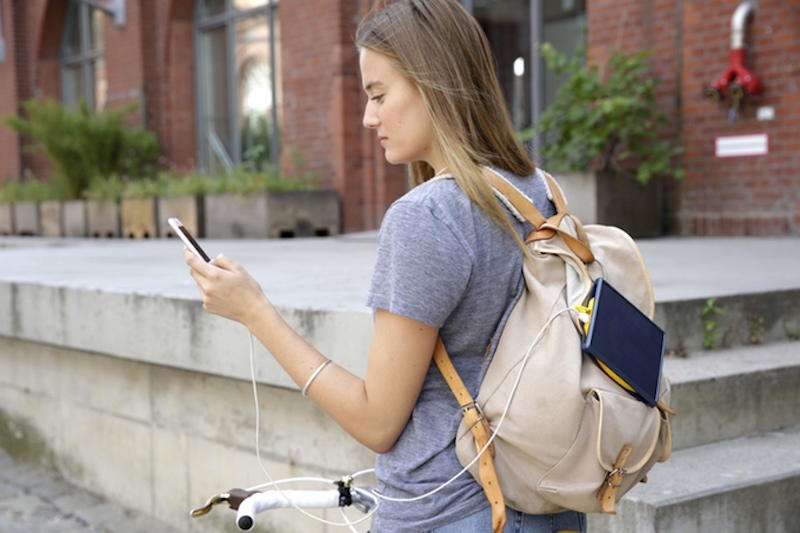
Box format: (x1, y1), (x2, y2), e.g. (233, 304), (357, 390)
(715, 134), (769, 158)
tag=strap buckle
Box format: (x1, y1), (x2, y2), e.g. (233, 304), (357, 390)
(460, 400), (484, 418)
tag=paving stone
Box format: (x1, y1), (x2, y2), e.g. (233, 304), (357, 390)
(0, 450), (181, 532)
(0, 482), (16, 501)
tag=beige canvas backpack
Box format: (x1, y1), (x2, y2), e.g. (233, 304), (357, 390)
(433, 168), (674, 533)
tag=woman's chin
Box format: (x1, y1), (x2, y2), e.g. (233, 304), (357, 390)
(383, 151), (404, 165)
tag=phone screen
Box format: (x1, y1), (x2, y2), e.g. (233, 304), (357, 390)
(169, 218), (211, 262)
(179, 226), (210, 262)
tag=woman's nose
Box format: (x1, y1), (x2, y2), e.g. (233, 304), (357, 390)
(363, 104), (379, 129)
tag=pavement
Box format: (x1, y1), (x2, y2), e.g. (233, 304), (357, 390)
(0, 234), (798, 306)
(0, 447), (179, 533)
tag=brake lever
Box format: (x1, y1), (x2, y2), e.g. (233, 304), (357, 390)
(190, 488), (260, 517)
(190, 492), (230, 517)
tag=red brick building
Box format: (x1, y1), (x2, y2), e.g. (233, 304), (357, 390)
(0, 0), (798, 235)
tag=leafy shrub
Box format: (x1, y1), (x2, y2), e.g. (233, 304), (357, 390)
(3, 99), (159, 198)
(536, 44), (683, 185)
(83, 175), (126, 202)
(0, 175), (68, 203)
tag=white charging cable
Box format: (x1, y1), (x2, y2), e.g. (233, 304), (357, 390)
(245, 305), (574, 518)
(369, 306), (574, 503)
(247, 332), (378, 529)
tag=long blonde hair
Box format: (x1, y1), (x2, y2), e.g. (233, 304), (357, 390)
(356, 0), (536, 246)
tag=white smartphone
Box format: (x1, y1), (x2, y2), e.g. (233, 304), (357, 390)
(168, 217), (211, 262)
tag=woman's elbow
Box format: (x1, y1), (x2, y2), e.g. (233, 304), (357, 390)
(361, 426), (401, 454)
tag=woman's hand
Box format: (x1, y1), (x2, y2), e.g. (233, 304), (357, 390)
(184, 248), (269, 327)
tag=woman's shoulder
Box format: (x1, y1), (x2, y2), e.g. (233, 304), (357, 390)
(384, 177), (470, 226)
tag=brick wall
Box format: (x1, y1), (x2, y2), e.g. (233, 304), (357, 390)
(280, 0), (406, 232)
(0, 0), (20, 182)
(589, 0), (800, 235)
(104, 0), (145, 119)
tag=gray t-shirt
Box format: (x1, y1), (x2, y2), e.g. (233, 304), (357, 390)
(366, 167), (556, 532)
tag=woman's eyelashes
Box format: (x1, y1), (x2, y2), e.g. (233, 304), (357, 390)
(371, 94), (385, 103)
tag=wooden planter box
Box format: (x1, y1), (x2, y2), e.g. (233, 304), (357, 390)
(205, 190), (340, 239)
(86, 200), (120, 238)
(158, 195), (205, 238)
(13, 202), (40, 236)
(265, 190), (340, 238)
(0, 204), (12, 235)
(40, 201), (63, 237)
(121, 197), (158, 239)
(63, 200), (87, 237)
(552, 170), (663, 238)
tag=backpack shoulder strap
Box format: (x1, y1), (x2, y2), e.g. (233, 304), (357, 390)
(483, 167), (547, 228)
(539, 170), (569, 215)
(432, 338), (506, 533)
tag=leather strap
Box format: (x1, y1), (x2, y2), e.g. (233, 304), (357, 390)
(433, 338), (506, 533)
(526, 212), (596, 264)
(596, 444), (633, 514)
(541, 171), (569, 214)
(486, 169), (595, 264)
(486, 170), (547, 227)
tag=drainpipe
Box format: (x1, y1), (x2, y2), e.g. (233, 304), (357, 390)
(731, 1), (755, 50)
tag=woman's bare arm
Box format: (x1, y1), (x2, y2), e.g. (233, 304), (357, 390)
(184, 249), (437, 453)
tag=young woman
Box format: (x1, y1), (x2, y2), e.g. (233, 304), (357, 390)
(184, 1), (586, 531)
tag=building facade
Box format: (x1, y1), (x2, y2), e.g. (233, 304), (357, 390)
(0, 0), (798, 235)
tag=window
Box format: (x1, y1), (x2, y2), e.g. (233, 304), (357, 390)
(0, 2), (6, 64)
(61, 0), (107, 112)
(195, 0), (281, 174)
(467, 0), (585, 159)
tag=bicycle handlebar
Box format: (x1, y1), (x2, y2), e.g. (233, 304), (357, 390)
(236, 490), (340, 530)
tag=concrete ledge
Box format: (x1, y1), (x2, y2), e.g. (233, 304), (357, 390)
(588, 429), (800, 533)
(0, 282), (372, 391)
(0, 335), (375, 532)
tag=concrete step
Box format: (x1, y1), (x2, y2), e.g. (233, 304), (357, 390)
(655, 288), (800, 355)
(587, 428), (800, 533)
(666, 341), (800, 450)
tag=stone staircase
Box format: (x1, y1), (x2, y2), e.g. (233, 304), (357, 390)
(589, 290), (800, 533)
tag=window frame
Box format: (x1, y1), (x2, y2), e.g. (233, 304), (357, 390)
(194, 0), (280, 173)
(462, 0), (585, 163)
(60, 0), (105, 111)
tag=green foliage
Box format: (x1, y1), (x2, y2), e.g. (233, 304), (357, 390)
(157, 171), (213, 197)
(153, 145), (320, 197)
(747, 313), (765, 345)
(83, 175), (126, 202)
(536, 43), (683, 185)
(240, 114), (274, 173)
(210, 164), (316, 195)
(0, 174), (69, 203)
(3, 99), (159, 199)
(700, 298), (726, 350)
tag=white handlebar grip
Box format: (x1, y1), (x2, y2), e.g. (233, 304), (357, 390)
(236, 490), (341, 530)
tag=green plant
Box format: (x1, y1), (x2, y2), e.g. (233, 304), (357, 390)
(83, 175), (126, 202)
(747, 313), (765, 345)
(240, 114), (274, 173)
(536, 43), (684, 185)
(3, 99), (159, 199)
(0, 175), (68, 203)
(123, 178), (165, 199)
(700, 298), (726, 350)
(158, 171), (214, 197)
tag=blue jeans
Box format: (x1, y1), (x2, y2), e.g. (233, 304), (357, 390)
(427, 506), (586, 533)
